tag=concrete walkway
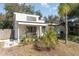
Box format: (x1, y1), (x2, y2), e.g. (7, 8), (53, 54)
(0, 39), (18, 48)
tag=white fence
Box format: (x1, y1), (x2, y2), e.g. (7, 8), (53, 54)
(0, 29), (13, 40)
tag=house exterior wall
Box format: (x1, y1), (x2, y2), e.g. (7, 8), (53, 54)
(14, 21), (26, 41)
(14, 12), (45, 23)
(14, 12), (39, 22)
(15, 13), (27, 21)
(14, 21), (18, 40)
(0, 29), (12, 40)
(19, 25), (26, 39)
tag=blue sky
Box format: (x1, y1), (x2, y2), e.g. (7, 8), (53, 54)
(0, 3), (6, 14)
(0, 3), (59, 17)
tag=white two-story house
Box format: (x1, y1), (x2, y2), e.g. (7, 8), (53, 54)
(14, 12), (48, 42)
(14, 12), (58, 42)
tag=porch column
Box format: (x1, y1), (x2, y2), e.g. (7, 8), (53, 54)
(39, 26), (42, 36)
(17, 25), (20, 42)
(36, 26), (43, 38)
(14, 21), (18, 40)
(14, 21), (20, 43)
(36, 26), (40, 38)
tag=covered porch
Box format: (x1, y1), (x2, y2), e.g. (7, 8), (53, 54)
(14, 21), (47, 42)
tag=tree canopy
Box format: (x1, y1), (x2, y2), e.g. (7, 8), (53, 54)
(58, 3), (72, 17)
(34, 10), (42, 19)
(58, 3), (79, 18)
(68, 4), (79, 18)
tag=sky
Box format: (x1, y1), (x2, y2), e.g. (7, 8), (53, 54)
(0, 3), (59, 17)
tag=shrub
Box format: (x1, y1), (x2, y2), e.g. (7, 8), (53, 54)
(0, 21), (4, 28)
(0, 20), (13, 29)
(34, 28), (58, 51)
(20, 34), (34, 45)
(3, 20), (13, 29)
(69, 35), (79, 43)
(42, 28), (57, 48)
(20, 34), (27, 45)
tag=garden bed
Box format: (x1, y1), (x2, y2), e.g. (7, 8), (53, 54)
(0, 40), (79, 56)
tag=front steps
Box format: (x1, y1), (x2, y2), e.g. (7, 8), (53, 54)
(0, 39), (19, 48)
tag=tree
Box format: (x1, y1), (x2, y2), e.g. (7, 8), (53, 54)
(35, 10), (42, 19)
(52, 16), (59, 24)
(4, 3), (35, 21)
(48, 15), (53, 23)
(4, 3), (20, 21)
(44, 16), (48, 23)
(0, 13), (4, 21)
(4, 3), (35, 29)
(47, 15), (59, 24)
(58, 3), (72, 44)
(19, 3), (34, 14)
(68, 4), (79, 18)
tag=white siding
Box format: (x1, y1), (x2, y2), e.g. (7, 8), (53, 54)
(14, 12), (45, 23)
(14, 12), (39, 22)
(15, 13), (27, 21)
(19, 25), (26, 39)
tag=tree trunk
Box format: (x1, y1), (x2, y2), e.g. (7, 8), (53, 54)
(65, 11), (68, 44)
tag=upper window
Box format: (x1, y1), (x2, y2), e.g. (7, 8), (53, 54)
(27, 16), (36, 21)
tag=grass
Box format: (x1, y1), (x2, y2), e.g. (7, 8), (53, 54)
(0, 40), (79, 56)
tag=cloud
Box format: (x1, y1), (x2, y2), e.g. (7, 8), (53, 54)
(40, 3), (59, 15)
(49, 4), (59, 13)
(56, 4), (59, 7)
(18, 3), (30, 6)
(49, 7), (57, 13)
(52, 7), (58, 10)
(41, 3), (50, 8)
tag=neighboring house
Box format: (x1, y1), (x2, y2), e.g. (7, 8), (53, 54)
(58, 18), (79, 35)
(14, 12), (58, 43)
(68, 18), (79, 35)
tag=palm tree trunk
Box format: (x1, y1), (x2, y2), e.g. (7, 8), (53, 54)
(65, 11), (68, 44)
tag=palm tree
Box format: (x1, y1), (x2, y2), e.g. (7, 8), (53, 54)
(58, 3), (72, 44)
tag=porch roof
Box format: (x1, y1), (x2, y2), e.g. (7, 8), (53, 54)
(18, 21), (58, 26)
(18, 22), (47, 26)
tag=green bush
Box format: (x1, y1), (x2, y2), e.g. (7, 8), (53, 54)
(42, 28), (57, 47)
(20, 34), (34, 45)
(34, 28), (58, 51)
(20, 34), (27, 45)
(69, 35), (79, 43)
(0, 21), (4, 28)
(0, 20), (13, 29)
